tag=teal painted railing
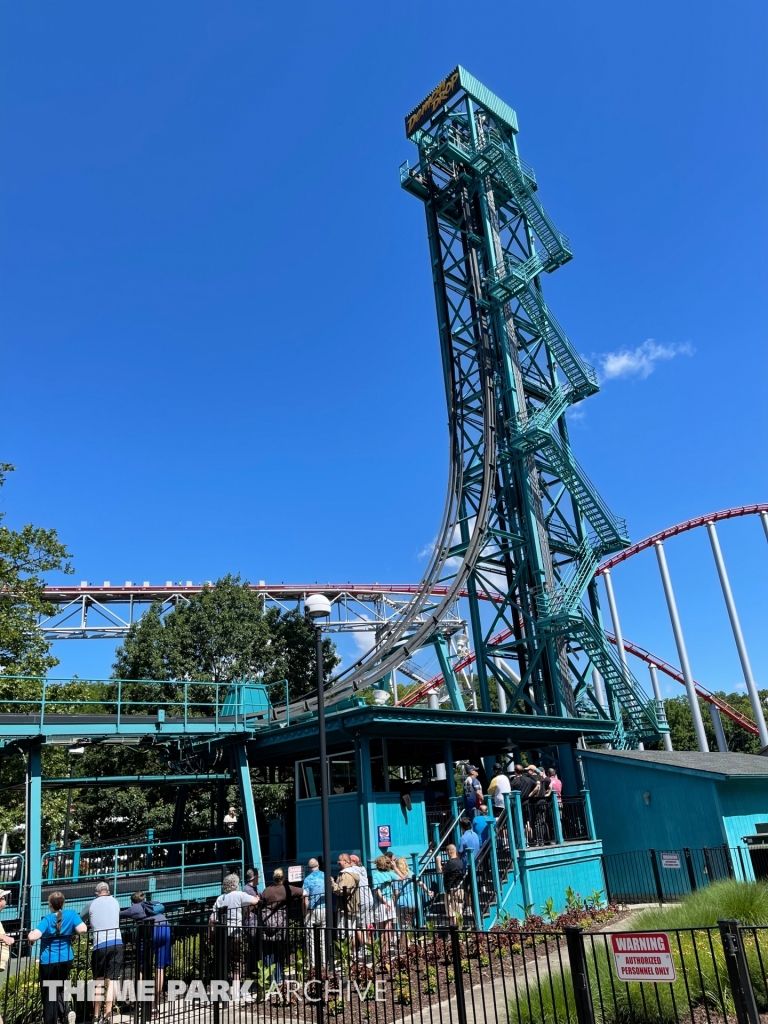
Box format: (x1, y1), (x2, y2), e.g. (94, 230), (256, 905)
(0, 675), (278, 737)
(40, 835), (243, 895)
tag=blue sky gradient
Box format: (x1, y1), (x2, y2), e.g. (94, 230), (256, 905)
(2, 1), (766, 695)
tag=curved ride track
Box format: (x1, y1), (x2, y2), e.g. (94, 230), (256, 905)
(42, 502), (766, 735)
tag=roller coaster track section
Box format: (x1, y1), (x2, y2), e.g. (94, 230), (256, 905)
(398, 620), (756, 739)
(608, 634), (760, 738)
(596, 503), (768, 574)
(399, 67), (659, 745)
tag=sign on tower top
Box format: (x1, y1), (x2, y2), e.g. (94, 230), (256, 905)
(404, 66), (519, 139)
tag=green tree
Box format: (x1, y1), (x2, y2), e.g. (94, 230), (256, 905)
(63, 576), (341, 841)
(0, 464), (73, 678)
(654, 691), (768, 754)
(113, 574), (338, 700)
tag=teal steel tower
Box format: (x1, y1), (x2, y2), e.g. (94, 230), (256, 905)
(400, 68), (668, 748)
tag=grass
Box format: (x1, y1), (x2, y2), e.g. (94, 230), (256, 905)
(631, 879), (768, 930)
(511, 881), (768, 1024)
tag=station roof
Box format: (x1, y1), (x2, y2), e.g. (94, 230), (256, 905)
(579, 748), (768, 781)
(248, 703), (614, 767)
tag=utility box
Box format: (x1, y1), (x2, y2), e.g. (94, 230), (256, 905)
(221, 680), (273, 723)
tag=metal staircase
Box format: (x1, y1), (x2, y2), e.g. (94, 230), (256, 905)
(400, 66), (667, 747)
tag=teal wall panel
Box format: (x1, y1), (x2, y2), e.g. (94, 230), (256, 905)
(521, 842), (605, 917)
(296, 792), (428, 865)
(718, 784), (768, 879)
(296, 792), (362, 864)
(367, 793), (428, 860)
(581, 755), (725, 854)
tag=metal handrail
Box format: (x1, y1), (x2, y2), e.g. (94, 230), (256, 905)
(416, 808), (465, 881)
(41, 835), (243, 883)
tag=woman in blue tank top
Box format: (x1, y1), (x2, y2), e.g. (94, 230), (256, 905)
(29, 892), (87, 1024)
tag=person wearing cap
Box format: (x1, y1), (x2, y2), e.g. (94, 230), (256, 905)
(82, 881), (123, 1023)
(29, 891), (86, 1024)
(462, 766), (483, 819)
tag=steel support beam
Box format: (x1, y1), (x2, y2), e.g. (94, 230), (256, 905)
(233, 744), (262, 878)
(654, 541), (709, 752)
(706, 521), (768, 748)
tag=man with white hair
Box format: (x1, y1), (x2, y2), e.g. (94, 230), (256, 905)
(210, 874), (259, 989)
(83, 881), (123, 1022)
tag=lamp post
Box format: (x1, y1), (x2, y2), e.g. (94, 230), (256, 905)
(305, 594), (334, 927)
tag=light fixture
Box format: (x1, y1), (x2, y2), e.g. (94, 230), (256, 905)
(305, 593), (332, 619)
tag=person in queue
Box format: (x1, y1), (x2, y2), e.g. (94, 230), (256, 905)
(488, 762), (511, 814)
(462, 766), (483, 818)
(436, 844), (465, 924)
(210, 874), (259, 992)
(258, 868), (303, 984)
(82, 882), (123, 1023)
(28, 892), (86, 1024)
(303, 858), (326, 968)
(371, 855), (400, 965)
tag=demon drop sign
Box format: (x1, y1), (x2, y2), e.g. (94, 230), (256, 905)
(611, 933), (676, 982)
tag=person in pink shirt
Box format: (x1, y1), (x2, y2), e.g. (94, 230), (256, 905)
(547, 768), (563, 803)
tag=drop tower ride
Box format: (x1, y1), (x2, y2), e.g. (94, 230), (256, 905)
(400, 68), (668, 749)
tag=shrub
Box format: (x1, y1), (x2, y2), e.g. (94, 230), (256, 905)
(633, 880), (768, 930)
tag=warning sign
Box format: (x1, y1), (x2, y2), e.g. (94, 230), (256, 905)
(611, 932), (676, 983)
(661, 852), (681, 869)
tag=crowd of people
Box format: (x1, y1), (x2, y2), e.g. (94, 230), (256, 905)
(7, 880), (168, 1024)
(1, 761), (567, 1022)
(462, 761), (562, 846)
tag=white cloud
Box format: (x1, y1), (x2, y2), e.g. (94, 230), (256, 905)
(596, 340), (693, 382)
(354, 630), (376, 655)
(418, 538), (436, 560)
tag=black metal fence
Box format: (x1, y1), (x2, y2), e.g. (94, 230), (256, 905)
(603, 845), (743, 904)
(2, 917), (768, 1024)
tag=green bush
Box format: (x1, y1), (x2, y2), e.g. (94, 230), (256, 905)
(632, 880), (768, 930)
(0, 963), (42, 1024)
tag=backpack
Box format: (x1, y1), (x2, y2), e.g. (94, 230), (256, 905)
(258, 901), (286, 937)
(463, 775), (477, 797)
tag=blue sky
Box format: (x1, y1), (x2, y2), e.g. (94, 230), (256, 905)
(1, 1), (766, 697)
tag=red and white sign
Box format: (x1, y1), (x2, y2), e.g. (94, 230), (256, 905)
(611, 933), (676, 983)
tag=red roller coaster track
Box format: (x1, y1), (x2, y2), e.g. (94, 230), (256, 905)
(398, 503), (768, 733)
(596, 503), (768, 575)
(40, 505), (766, 735)
(397, 624), (758, 735)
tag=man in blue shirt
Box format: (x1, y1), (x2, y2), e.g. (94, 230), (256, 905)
(302, 858), (326, 966)
(472, 802), (494, 845)
(458, 818), (480, 869)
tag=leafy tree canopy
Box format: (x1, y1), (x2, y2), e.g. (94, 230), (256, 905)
(653, 691), (768, 754)
(113, 573), (339, 701)
(0, 463), (73, 678)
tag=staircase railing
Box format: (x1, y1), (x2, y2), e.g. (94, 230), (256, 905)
(417, 807), (464, 876)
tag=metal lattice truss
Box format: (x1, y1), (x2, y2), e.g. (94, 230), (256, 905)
(39, 70), (670, 747)
(392, 68), (668, 745)
(38, 584), (466, 644)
